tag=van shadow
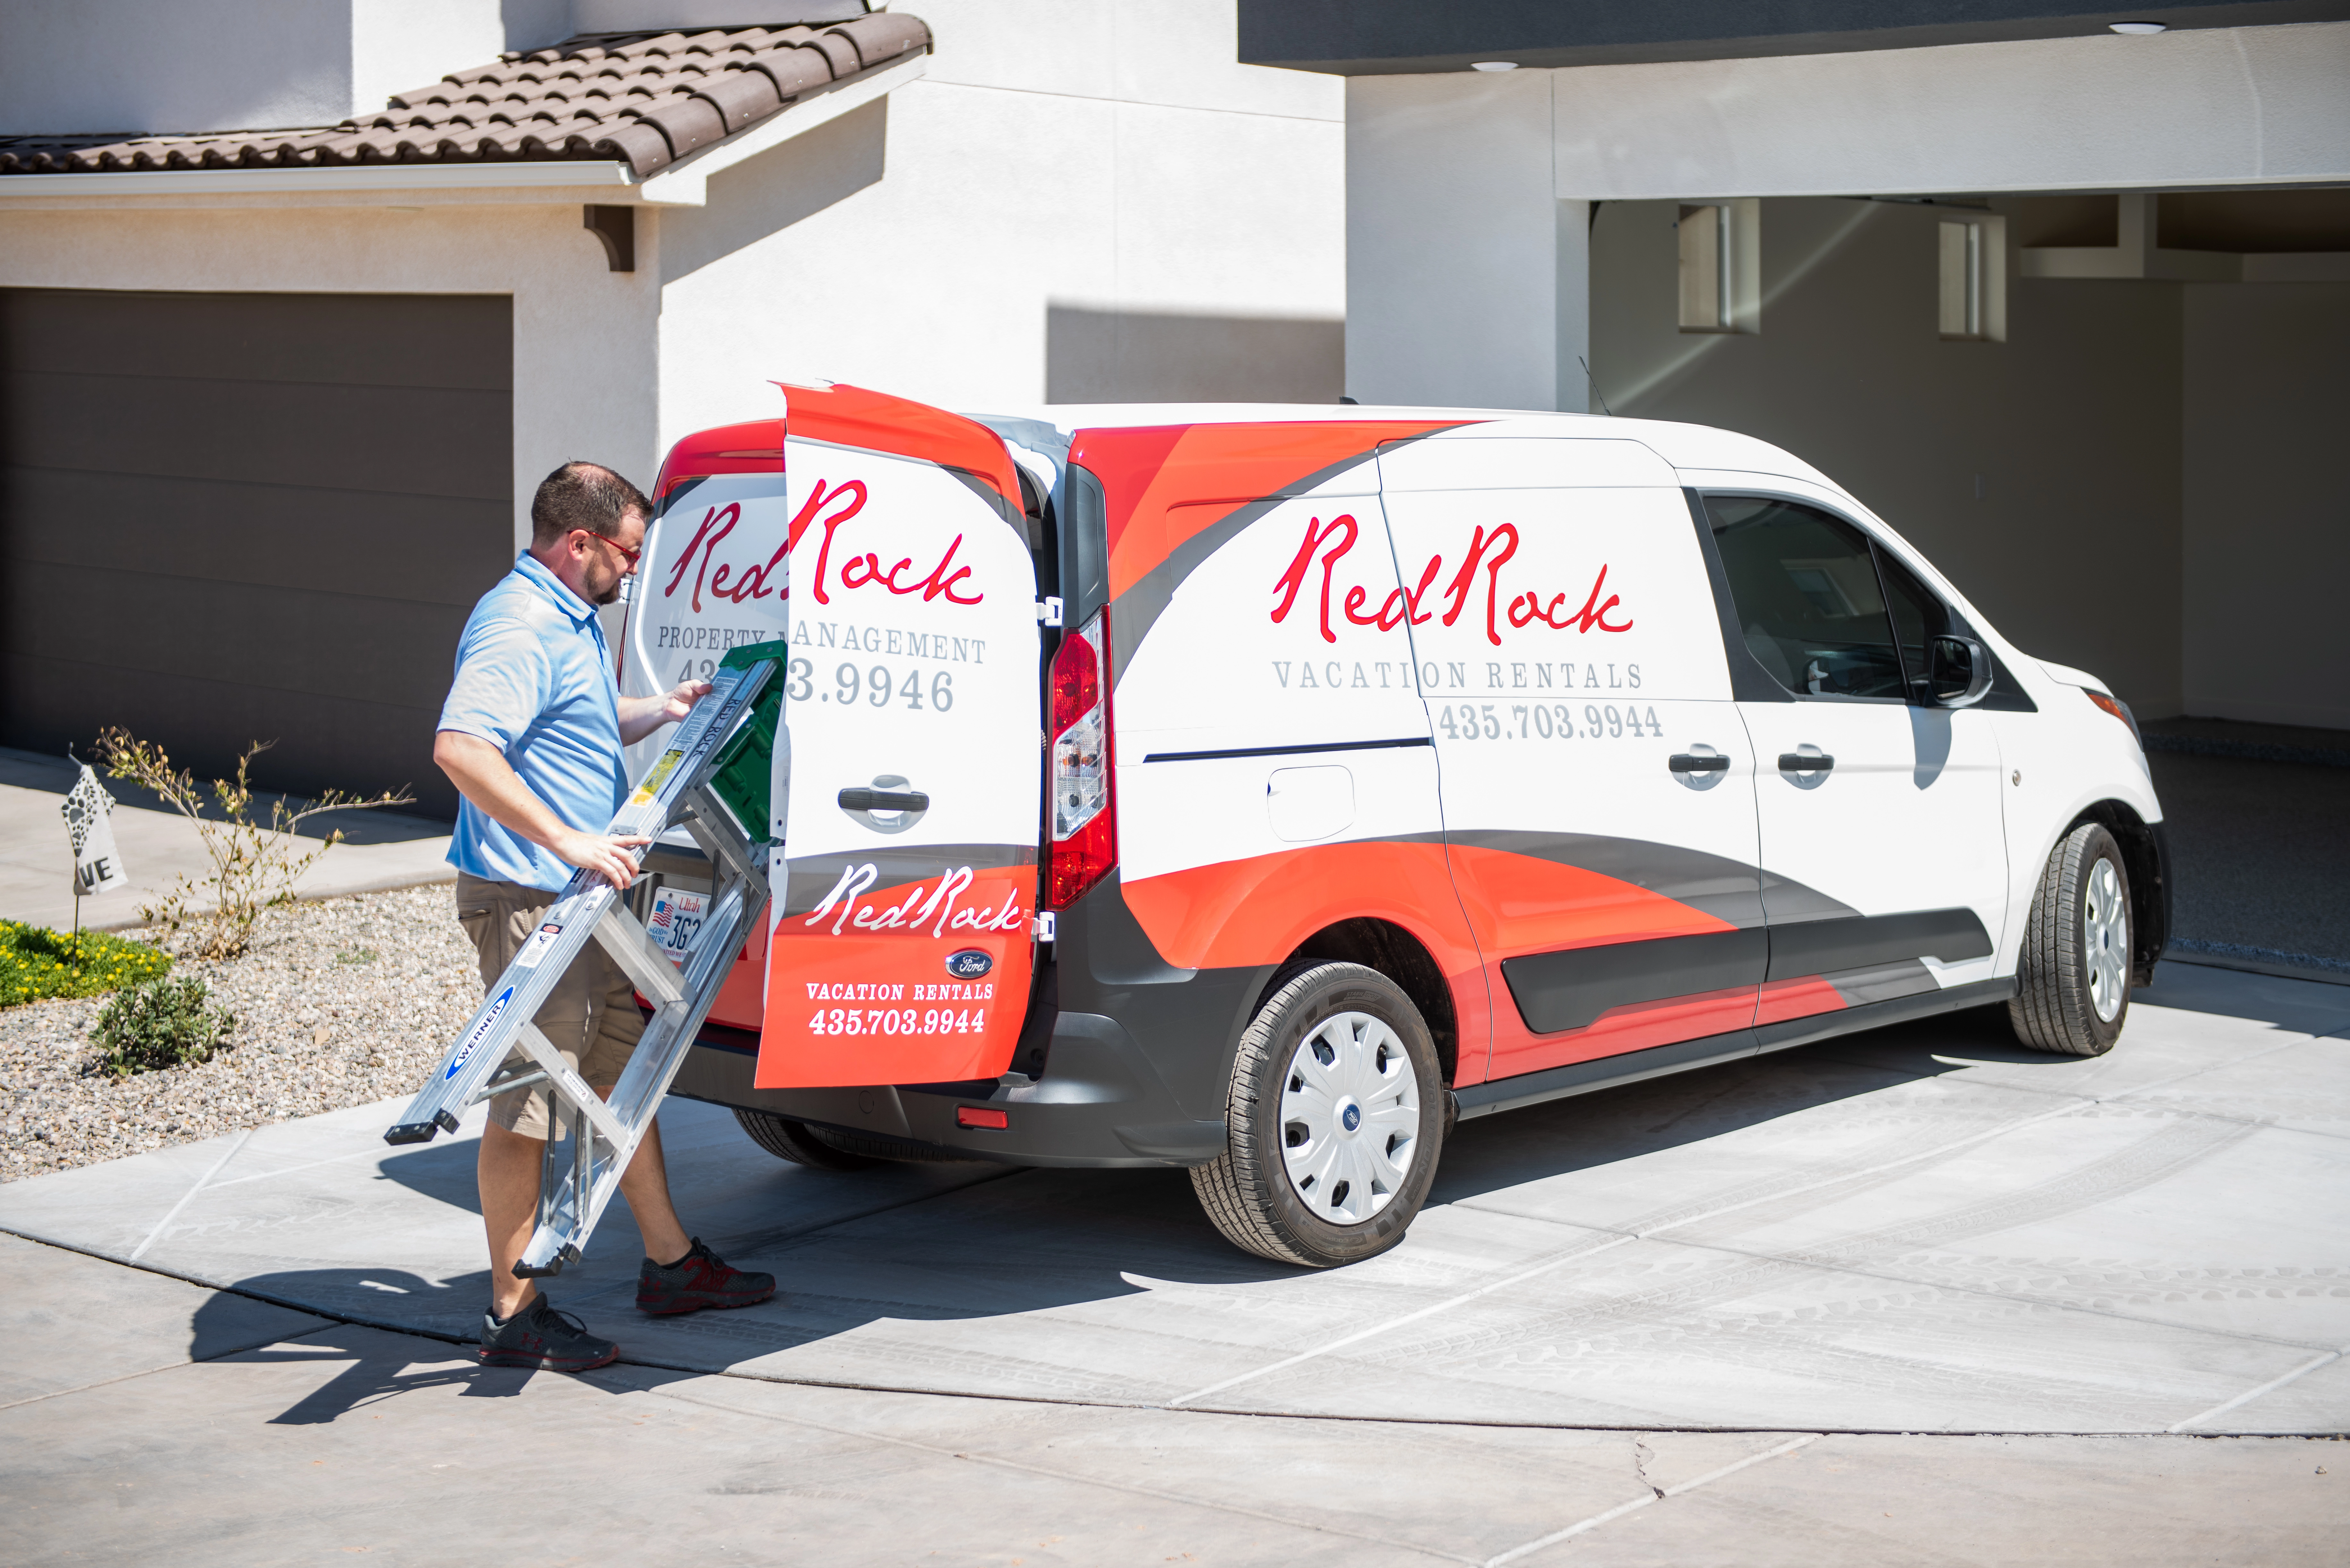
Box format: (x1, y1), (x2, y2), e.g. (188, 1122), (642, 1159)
(1430, 1003), (2041, 1205)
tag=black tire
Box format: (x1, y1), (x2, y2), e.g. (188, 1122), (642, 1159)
(2009, 822), (2133, 1057)
(731, 1109), (880, 1170)
(1190, 962), (1445, 1268)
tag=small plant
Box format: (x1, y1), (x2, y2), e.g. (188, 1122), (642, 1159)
(335, 947), (379, 965)
(92, 975), (236, 1076)
(0, 920), (172, 1008)
(96, 729), (414, 960)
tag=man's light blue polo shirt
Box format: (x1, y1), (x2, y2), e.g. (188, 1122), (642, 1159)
(439, 552), (627, 892)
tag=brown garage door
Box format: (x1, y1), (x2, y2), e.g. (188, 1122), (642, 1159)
(0, 289), (512, 819)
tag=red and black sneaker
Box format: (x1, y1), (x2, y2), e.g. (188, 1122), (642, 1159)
(636, 1237), (777, 1316)
(478, 1294), (618, 1372)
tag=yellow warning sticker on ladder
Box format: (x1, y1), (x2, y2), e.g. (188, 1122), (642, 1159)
(630, 749), (685, 805)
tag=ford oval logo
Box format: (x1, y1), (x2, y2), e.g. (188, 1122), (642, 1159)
(945, 949), (993, 979)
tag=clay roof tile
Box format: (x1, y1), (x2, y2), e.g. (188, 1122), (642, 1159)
(0, 17), (931, 180)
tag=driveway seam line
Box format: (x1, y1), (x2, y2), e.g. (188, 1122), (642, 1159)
(127, 1127), (251, 1263)
(0, 1246), (2330, 1439)
(0, 1321), (349, 1414)
(1481, 1434), (1821, 1565)
(2168, 1345), (2349, 1431)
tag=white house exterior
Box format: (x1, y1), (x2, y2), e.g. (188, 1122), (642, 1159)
(0, 0), (1345, 811)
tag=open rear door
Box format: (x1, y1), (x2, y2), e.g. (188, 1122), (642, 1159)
(756, 385), (1044, 1088)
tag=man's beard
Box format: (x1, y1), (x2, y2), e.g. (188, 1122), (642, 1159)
(595, 579), (623, 606)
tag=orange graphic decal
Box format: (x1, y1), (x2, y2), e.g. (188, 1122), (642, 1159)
(1443, 843), (1736, 961)
(756, 867), (1034, 1089)
(1069, 421), (1472, 600)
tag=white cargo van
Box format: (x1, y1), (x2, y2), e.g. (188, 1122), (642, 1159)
(622, 385), (2168, 1267)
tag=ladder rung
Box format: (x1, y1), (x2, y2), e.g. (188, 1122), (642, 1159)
(468, 1068), (550, 1106)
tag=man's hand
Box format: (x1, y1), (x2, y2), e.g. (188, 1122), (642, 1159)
(660, 678), (713, 722)
(617, 679), (713, 746)
(551, 827), (651, 890)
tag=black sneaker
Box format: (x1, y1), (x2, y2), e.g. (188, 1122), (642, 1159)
(478, 1294), (619, 1372)
(636, 1237), (777, 1316)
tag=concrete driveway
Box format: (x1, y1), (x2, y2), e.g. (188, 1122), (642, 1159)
(3, 962), (2345, 1563)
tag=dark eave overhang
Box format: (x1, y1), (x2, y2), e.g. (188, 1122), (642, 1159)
(1238, 0), (2350, 75)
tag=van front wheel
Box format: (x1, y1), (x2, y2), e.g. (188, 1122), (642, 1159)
(2009, 822), (2133, 1057)
(1191, 962), (1445, 1268)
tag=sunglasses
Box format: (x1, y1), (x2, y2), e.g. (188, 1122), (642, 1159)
(573, 527), (642, 568)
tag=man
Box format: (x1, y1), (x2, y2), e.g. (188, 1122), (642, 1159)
(436, 459), (775, 1373)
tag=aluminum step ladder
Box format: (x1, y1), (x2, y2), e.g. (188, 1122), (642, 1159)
(386, 640), (786, 1277)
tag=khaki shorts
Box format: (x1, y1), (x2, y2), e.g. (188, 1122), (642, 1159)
(456, 873), (644, 1140)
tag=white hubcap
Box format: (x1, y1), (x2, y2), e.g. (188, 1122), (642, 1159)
(1279, 1010), (1421, 1225)
(2084, 856), (2128, 1023)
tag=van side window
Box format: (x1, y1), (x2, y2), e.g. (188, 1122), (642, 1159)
(1704, 496), (1903, 700)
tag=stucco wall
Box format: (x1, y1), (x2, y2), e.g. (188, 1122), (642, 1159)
(653, 0), (1346, 439)
(2182, 282), (2350, 729)
(0, 200), (658, 552)
(1591, 197), (2188, 716)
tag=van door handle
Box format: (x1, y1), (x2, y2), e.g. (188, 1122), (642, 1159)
(1777, 753), (1835, 774)
(839, 787), (930, 812)
(1668, 753), (1731, 774)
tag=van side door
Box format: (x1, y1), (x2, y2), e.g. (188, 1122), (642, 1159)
(1699, 492), (2008, 1026)
(1375, 435), (1766, 1083)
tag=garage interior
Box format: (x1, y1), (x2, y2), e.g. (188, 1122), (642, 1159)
(0, 288), (513, 822)
(1590, 186), (2350, 977)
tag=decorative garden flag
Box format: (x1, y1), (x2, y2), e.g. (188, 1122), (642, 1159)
(62, 762), (128, 895)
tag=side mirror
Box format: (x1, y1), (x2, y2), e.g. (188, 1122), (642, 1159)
(1928, 636), (1994, 708)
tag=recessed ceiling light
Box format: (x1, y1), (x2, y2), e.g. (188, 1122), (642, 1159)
(2108, 21), (2167, 34)
(1470, 61), (1519, 71)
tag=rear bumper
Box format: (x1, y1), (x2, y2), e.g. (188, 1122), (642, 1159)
(668, 1012), (1228, 1168)
(669, 869), (1263, 1167)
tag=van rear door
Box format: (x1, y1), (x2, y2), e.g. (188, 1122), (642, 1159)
(756, 386), (1044, 1089)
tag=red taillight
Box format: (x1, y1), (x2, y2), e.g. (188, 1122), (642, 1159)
(1044, 607), (1116, 910)
(957, 1106), (1009, 1130)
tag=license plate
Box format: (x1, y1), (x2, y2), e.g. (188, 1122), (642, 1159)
(644, 886), (709, 969)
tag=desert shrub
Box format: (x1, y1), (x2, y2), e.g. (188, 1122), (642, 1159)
(96, 729), (413, 959)
(0, 921), (172, 1008)
(92, 975), (237, 1076)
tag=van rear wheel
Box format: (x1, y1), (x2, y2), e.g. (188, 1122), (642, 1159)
(732, 1108), (880, 1170)
(2009, 822), (2133, 1057)
(1191, 962), (1445, 1268)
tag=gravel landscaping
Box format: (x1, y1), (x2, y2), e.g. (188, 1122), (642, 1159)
(0, 883), (477, 1181)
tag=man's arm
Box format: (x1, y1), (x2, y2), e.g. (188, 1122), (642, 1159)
(616, 679), (713, 747)
(435, 731), (645, 888)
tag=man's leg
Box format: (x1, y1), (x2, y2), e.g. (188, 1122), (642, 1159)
(580, 959), (774, 1315)
(612, 1103), (689, 1267)
(478, 1120), (547, 1321)
(478, 1095), (678, 1317)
